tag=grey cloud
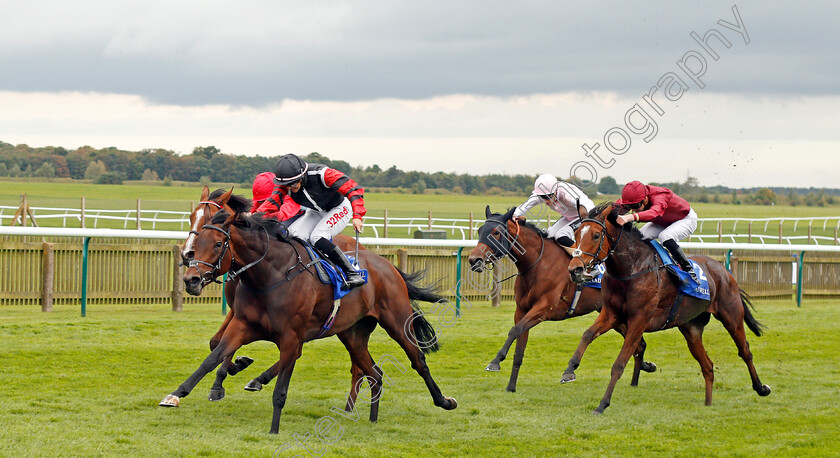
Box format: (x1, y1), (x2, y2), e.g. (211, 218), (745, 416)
(0, 0), (837, 105)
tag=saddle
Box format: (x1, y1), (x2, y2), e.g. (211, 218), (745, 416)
(648, 240), (710, 301)
(295, 238), (368, 301)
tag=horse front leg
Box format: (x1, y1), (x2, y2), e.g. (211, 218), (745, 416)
(562, 308), (617, 383)
(160, 318), (253, 408)
(486, 305), (542, 372)
(594, 316), (648, 414)
(208, 353), (255, 401)
(506, 329), (530, 392)
(269, 340), (303, 434)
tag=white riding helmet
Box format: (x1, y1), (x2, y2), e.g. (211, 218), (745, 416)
(533, 174), (558, 197)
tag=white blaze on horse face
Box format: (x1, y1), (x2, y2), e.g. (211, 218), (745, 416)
(580, 225), (590, 239)
(182, 207), (205, 257)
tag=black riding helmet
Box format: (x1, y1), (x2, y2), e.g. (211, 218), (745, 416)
(273, 154), (308, 185)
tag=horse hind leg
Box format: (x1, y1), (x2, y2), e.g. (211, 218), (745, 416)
(337, 319), (382, 422)
(716, 291), (771, 397)
(506, 329), (529, 392)
(207, 354), (255, 401)
(630, 335), (657, 387)
(244, 362), (280, 392)
(679, 314), (715, 405)
(378, 306), (457, 411)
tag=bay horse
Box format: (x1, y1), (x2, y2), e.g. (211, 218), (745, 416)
(163, 209), (457, 433)
(565, 202), (770, 414)
(467, 206), (655, 392)
(180, 187), (364, 402)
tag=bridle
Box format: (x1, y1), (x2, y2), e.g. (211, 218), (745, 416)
(189, 222), (270, 286)
(478, 215), (545, 282)
(570, 217), (623, 272)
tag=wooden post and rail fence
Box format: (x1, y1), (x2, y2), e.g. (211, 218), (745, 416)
(1, 227), (839, 317)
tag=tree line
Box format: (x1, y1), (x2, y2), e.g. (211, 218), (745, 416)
(1, 141), (837, 205)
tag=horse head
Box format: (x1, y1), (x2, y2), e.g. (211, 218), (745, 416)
(181, 186), (253, 266)
(568, 202), (623, 283)
(183, 209), (240, 296)
(469, 205), (546, 272)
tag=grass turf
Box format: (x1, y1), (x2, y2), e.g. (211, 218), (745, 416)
(0, 299), (837, 456)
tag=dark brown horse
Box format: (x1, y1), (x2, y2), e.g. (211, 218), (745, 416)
(162, 208), (457, 433)
(565, 202), (770, 414)
(467, 207), (655, 392)
(179, 187), (364, 401)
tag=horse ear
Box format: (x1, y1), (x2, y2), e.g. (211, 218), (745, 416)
(200, 186), (210, 201)
(485, 205), (491, 219)
(578, 205), (587, 220)
(219, 188), (234, 206)
(222, 210), (237, 228)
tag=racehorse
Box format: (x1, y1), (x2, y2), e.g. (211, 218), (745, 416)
(467, 206), (656, 392)
(565, 202), (770, 414)
(180, 187), (364, 401)
(163, 208), (457, 433)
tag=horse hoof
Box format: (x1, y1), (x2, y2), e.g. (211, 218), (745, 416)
(592, 410), (602, 416)
(561, 373), (576, 384)
(485, 362), (501, 372)
(444, 396), (458, 410)
(244, 380), (263, 392)
(208, 388), (225, 401)
(642, 362), (657, 373)
(159, 394), (180, 407)
(758, 384), (771, 396)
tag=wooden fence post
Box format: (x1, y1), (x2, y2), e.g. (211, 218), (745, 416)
(171, 245), (184, 312)
(730, 254), (739, 282)
(41, 243), (55, 312)
(491, 265), (501, 307)
(428, 210), (432, 230)
(397, 248), (408, 272)
(747, 221), (752, 243)
(717, 221), (722, 243)
(383, 209), (389, 238)
(80, 197), (86, 228)
(779, 221), (783, 244)
(469, 212), (474, 239)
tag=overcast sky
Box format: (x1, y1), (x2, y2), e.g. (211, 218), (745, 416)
(1, 0), (838, 188)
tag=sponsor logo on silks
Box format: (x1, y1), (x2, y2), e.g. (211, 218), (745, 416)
(583, 264), (606, 289)
(681, 260), (711, 300)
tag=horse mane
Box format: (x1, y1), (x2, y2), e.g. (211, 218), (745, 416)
(209, 188), (251, 214)
(492, 207), (549, 238)
(588, 201), (649, 242)
(209, 211), (290, 243)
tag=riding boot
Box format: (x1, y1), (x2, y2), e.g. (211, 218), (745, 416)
(662, 239), (699, 285)
(314, 238), (365, 288)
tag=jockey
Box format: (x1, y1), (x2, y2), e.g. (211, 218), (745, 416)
(615, 180), (699, 283)
(513, 173), (595, 247)
(256, 154), (366, 288)
(250, 171), (302, 219)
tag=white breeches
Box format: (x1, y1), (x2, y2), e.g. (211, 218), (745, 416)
(639, 209), (698, 243)
(547, 217), (577, 241)
(288, 198), (353, 244)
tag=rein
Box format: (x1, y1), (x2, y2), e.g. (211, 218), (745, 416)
(190, 223), (271, 286)
(489, 218), (546, 283)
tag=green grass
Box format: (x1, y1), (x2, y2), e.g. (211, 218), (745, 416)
(0, 299), (837, 456)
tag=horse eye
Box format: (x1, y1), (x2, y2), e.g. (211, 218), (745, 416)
(593, 233), (601, 240)
(215, 241), (223, 248)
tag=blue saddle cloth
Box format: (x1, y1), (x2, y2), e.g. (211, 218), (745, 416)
(649, 240), (710, 300)
(301, 243), (369, 301)
(582, 264), (605, 289)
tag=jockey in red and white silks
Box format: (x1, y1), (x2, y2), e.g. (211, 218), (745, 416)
(256, 154), (366, 287)
(513, 174), (595, 247)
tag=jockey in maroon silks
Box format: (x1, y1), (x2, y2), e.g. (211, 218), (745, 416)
(250, 172), (302, 218)
(615, 180), (699, 283)
(256, 154), (366, 287)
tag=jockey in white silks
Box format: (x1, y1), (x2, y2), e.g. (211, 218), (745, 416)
(513, 174), (595, 248)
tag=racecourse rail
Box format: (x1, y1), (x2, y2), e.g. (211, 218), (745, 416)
(1, 226), (839, 316)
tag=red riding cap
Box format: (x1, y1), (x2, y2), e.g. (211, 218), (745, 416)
(616, 180), (648, 205)
(252, 172), (276, 203)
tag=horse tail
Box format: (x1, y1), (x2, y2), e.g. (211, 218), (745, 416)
(739, 288), (765, 337)
(397, 268), (443, 354)
(398, 268), (446, 304)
